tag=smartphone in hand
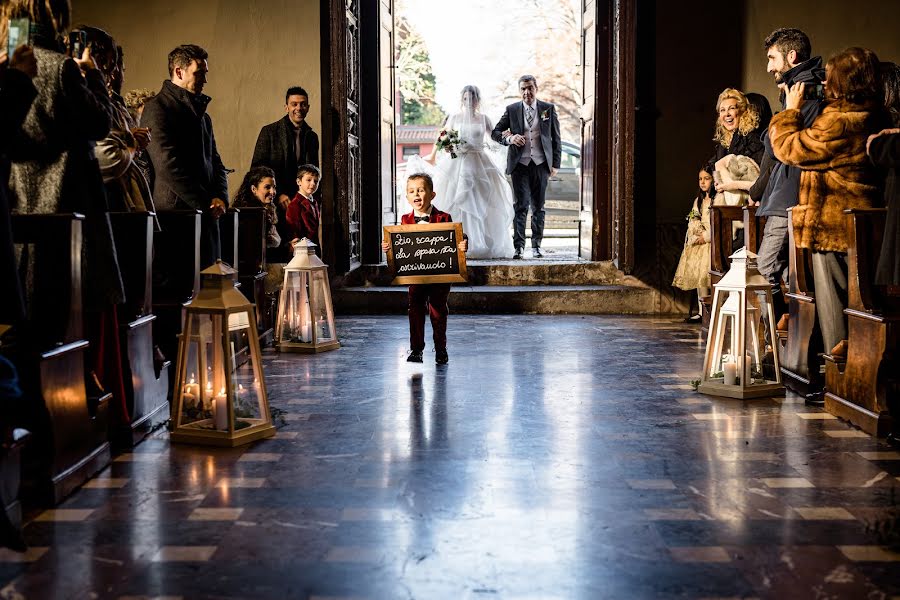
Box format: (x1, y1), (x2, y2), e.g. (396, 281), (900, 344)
(6, 18), (31, 59)
(68, 29), (86, 59)
(802, 83), (825, 101)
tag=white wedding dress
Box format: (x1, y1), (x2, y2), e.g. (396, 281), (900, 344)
(407, 111), (515, 259)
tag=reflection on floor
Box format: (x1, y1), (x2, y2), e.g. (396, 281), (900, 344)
(7, 316), (900, 599)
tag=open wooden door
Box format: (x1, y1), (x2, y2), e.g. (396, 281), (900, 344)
(580, 0), (635, 271)
(360, 0), (396, 264)
(579, 0), (604, 260)
(322, 0), (363, 273)
(379, 0), (397, 230)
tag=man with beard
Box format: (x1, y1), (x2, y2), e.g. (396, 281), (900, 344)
(142, 44), (228, 268)
(251, 87), (319, 260)
(754, 32), (824, 324)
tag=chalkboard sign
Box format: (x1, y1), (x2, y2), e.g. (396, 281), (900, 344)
(383, 223), (468, 284)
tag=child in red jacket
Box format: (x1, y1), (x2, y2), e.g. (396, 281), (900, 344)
(285, 164), (321, 250)
(382, 173), (467, 364)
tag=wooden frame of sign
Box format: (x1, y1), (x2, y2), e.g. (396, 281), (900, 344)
(383, 223), (468, 285)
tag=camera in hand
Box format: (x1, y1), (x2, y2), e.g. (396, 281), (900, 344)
(802, 83), (825, 101)
(68, 29), (86, 59)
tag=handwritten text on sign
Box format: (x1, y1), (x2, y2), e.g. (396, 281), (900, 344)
(384, 223), (468, 284)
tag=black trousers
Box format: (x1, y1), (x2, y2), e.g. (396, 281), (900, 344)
(510, 161), (549, 250)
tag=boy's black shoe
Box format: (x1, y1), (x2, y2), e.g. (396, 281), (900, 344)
(435, 348), (449, 365)
(407, 350), (424, 363)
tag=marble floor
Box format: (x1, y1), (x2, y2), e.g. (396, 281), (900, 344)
(6, 315), (900, 599)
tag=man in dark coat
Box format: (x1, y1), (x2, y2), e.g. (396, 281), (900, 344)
(751, 29), (824, 325)
(251, 86), (319, 207)
(142, 44), (228, 268)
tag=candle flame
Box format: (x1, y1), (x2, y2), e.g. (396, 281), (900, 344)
(189, 374), (195, 384)
(239, 384), (244, 391)
(220, 387), (226, 395)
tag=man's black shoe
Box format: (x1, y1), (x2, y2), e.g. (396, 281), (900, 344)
(407, 350), (423, 363)
(435, 348), (449, 365)
(532, 247), (543, 258)
(513, 248), (523, 260)
(804, 391), (825, 407)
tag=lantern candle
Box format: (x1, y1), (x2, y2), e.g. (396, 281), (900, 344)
(723, 360), (737, 385)
(214, 388), (229, 430)
(203, 381), (213, 409)
(183, 374), (200, 407)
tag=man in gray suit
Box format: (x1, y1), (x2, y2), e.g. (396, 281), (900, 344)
(492, 75), (561, 259)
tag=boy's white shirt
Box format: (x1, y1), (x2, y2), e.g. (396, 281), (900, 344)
(413, 206), (434, 218)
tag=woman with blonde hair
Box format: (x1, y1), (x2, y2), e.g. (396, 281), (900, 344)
(711, 88), (763, 207)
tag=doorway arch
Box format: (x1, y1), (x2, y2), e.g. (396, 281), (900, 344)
(320, 0), (637, 274)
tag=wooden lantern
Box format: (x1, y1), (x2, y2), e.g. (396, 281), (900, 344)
(170, 261), (276, 446)
(275, 238), (340, 353)
(698, 248), (785, 400)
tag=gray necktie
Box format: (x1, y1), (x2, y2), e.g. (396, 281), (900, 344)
(525, 106), (534, 128)
(294, 127), (302, 162)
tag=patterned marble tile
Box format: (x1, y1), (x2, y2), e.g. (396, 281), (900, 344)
(151, 546), (218, 562)
(669, 546), (732, 563)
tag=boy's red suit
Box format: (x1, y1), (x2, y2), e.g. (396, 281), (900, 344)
(401, 208), (453, 352)
(286, 193), (320, 248)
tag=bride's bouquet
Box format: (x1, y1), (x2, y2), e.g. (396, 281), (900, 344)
(436, 129), (464, 159)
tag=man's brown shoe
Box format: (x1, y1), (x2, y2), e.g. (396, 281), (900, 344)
(830, 339), (848, 358)
(775, 314), (790, 332)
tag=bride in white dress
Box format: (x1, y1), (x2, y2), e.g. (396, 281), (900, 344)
(407, 85), (515, 259)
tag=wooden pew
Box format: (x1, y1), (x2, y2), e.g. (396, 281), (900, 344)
(9, 213), (111, 504)
(824, 208), (898, 436)
(151, 211), (201, 390)
(218, 209), (239, 274)
(779, 207), (824, 396)
(705, 205), (763, 330)
(232, 207), (273, 345)
(742, 205), (766, 254)
(109, 212), (169, 447)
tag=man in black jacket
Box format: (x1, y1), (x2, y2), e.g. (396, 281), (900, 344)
(142, 44), (228, 268)
(251, 86), (319, 209)
(747, 29), (824, 325)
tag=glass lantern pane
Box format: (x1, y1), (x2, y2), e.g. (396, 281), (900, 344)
(280, 271), (313, 343)
(743, 291), (773, 385)
(310, 270), (335, 342)
(707, 291), (741, 383)
(178, 313), (227, 428)
(226, 311), (266, 427)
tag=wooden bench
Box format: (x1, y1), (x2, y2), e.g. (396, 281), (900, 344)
(232, 207), (274, 345)
(8, 213), (111, 504)
(824, 208), (898, 436)
(779, 207), (824, 396)
(151, 210), (201, 384)
(108, 212), (170, 447)
(705, 205), (765, 331)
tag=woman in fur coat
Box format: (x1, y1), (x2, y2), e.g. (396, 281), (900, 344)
(769, 47), (889, 358)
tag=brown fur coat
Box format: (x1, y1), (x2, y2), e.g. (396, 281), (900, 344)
(769, 99), (886, 252)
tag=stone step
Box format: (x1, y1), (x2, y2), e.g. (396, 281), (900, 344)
(333, 284), (655, 315)
(341, 260), (629, 287)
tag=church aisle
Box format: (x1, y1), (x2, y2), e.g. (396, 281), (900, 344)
(5, 315), (900, 599)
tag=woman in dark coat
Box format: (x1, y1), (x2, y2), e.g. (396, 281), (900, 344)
(874, 63), (900, 288)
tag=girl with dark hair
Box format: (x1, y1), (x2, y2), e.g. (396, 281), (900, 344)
(232, 166), (281, 250)
(673, 165), (717, 321)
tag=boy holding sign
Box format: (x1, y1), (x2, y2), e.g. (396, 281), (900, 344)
(382, 173), (467, 364)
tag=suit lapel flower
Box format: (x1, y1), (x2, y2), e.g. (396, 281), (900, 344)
(540, 108), (551, 122)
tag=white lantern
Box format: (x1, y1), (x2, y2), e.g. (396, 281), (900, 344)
(275, 238), (340, 353)
(698, 248), (785, 399)
(170, 261), (276, 446)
